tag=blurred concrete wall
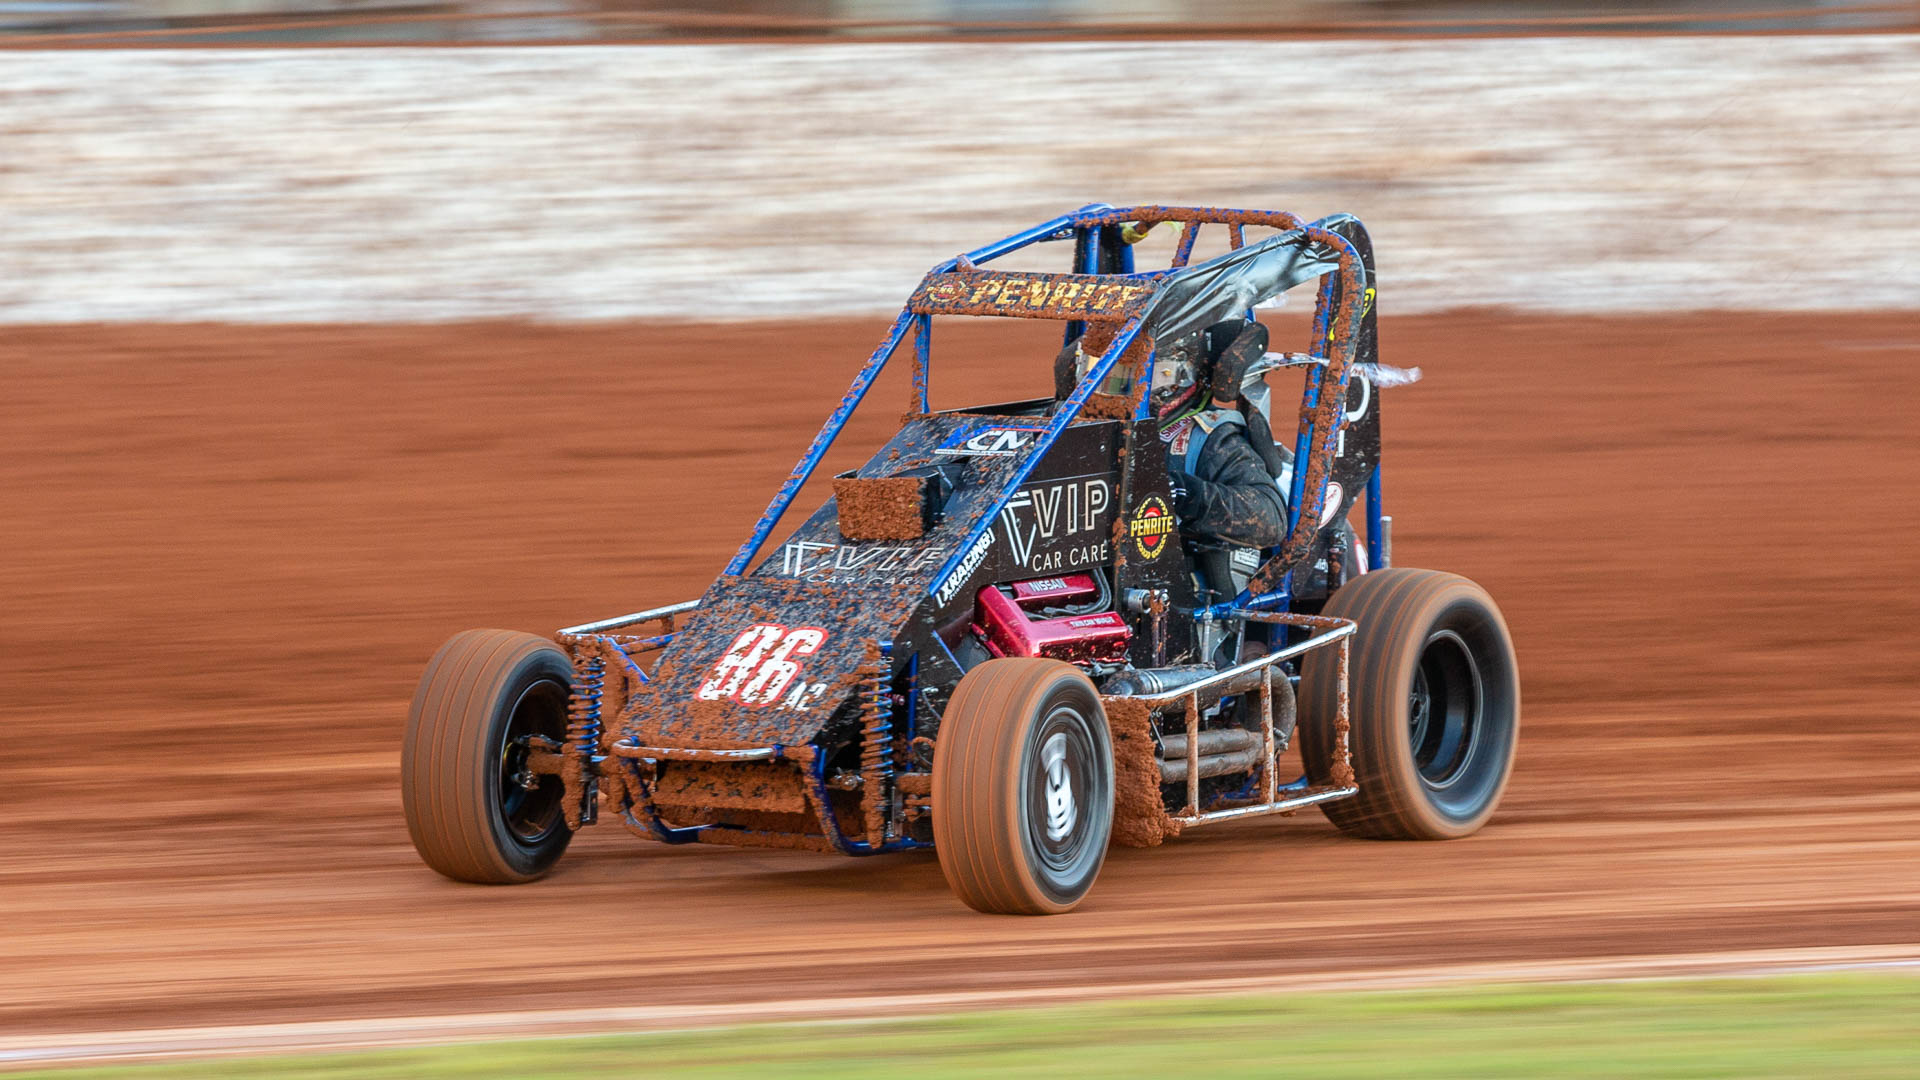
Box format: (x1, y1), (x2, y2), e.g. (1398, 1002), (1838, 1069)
(1, 37), (1916, 321)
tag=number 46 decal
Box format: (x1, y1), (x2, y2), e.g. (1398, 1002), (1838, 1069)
(697, 623), (829, 709)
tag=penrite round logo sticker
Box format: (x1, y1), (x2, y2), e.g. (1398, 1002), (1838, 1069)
(1130, 495), (1175, 560)
(926, 278), (966, 303)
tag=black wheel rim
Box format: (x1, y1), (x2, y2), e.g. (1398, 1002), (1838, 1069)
(1023, 702), (1103, 888)
(1408, 628), (1483, 789)
(498, 677), (569, 848)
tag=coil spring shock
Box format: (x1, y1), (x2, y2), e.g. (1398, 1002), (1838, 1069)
(860, 641), (895, 844)
(566, 649), (605, 827)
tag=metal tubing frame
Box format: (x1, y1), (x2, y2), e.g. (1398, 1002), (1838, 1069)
(1114, 612), (1358, 829)
(1125, 615), (1353, 705)
(561, 205), (1367, 632)
(558, 599), (701, 637)
(724, 308), (919, 577)
(680, 203), (1366, 605)
(719, 205), (1119, 581)
(804, 751), (930, 856)
(610, 743), (802, 762)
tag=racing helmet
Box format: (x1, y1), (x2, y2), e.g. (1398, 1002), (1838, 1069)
(1149, 350), (1202, 424)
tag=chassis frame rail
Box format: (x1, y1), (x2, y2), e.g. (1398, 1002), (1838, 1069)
(550, 603), (1357, 843)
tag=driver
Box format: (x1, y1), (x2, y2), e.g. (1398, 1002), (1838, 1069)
(1152, 320), (1287, 554)
(1054, 320), (1288, 558)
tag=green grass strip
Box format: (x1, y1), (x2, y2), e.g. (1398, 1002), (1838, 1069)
(28, 973), (1920, 1079)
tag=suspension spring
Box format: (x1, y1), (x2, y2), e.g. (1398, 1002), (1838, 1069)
(565, 650), (605, 827)
(861, 641), (895, 844)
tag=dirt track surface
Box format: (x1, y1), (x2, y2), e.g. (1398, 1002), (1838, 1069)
(3, 313), (1917, 1038)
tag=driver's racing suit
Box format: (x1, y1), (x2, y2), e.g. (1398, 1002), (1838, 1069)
(1163, 409), (1287, 551)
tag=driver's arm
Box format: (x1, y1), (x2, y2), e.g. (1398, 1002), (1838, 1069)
(1169, 426), (1288, 549)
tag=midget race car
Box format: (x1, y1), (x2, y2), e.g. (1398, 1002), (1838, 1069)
(401, 204), (1520, 915)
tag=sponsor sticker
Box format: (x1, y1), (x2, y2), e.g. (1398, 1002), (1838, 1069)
(1318, 481), (1345, 527)
(1129, 495), (1176, 561)
(775, 540), (947, 583)
(934, 424), (1043, 458)
(926, 278), (967, 303)
(910, 272), (1153, 320)
(1159, 416), (1194, 447)
(998, 474), (1112, 572)
(933, 529), (995, 606)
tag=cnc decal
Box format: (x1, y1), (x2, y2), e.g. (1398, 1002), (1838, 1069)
(697, 623), (828, 709)
(1130, 495), (1175, 561)
(999, 475), (1112, 573)
(934, 424), (1043, 458)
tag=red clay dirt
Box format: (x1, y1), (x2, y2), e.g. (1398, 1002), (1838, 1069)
(2, 313), (1917, 1038)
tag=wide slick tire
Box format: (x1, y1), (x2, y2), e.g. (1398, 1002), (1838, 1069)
(933, 658), (1114, 915)
(1301, 568), (1519, 840)
(402, 629), (575, 883)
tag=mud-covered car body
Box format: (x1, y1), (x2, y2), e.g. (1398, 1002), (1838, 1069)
(404, 203), (1519, 912)
(559, 205), (1383, 851)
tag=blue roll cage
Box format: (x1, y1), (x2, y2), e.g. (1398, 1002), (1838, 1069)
(721, 203), (1388, 617)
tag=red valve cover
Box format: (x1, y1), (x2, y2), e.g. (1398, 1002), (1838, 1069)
(973, 578), (1131, 665)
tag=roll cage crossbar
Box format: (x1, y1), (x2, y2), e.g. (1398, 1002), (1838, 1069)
(721, 203), (1376, 614)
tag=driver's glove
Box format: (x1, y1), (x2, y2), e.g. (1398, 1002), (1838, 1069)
(1168, 470), (1199, 519)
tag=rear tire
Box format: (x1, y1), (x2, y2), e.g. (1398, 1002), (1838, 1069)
(1300, 569), (1519, 840)
(402, 629), (575, 883)
(933, 659), (1114, 915)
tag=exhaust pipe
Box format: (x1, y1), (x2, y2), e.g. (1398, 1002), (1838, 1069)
(1101, 665), (1216, 697)
(1156, 728), (1262, 784)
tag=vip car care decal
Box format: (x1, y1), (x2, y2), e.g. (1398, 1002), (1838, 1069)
(1130, 495), (1175, 560)
(908, 271), (1154, 321)
(999, 474), (1113, 574)
(933, 529), (995, 606)
(696, 623), (830, 710)
(933, 424), (1043, 458)
(774, 540), (950, 584)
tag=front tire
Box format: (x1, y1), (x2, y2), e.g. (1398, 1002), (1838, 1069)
(402, 629), (575, 883)
(933, 659), (1114, 915)
(1300, 569), (1519, 840)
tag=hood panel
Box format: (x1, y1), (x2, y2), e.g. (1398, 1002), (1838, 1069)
(618, 411), (1124, 748)
(617, 574), (911, 748)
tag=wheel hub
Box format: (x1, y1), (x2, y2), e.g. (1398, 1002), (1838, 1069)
(1041, 731), (1077, 843)
(1410, 628), (1483, 790)
(498, 678), (569, 845)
